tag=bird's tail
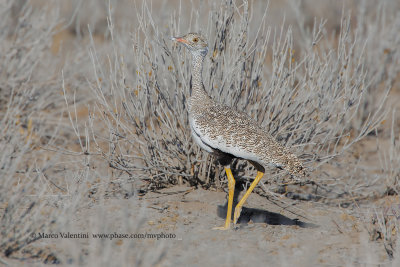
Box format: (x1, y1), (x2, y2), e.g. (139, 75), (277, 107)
(284, 152), (307, 180)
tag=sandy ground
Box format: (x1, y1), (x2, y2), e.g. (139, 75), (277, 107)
(63, 184), (389, 266)
(132, 186), (391, 266)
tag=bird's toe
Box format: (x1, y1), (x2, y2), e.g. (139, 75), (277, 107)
(212, 225), (231, 231)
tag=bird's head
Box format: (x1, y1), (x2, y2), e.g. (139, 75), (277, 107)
(172, 32), (208, 56)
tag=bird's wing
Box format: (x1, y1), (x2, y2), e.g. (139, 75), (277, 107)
(190, 104), (276, 163)
(191, 103), (306, 178)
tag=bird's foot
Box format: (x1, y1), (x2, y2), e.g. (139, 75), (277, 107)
(212, 225), (231, 230)
(233, 206), (242, 224)
(212, 220), (231, 230)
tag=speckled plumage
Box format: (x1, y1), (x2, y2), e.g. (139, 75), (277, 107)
(190, 103), (305, 177)
(173, 33), (305, 229)
(174, 33), (305, 178)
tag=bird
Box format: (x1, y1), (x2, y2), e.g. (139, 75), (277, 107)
(172, 33), (306, 230)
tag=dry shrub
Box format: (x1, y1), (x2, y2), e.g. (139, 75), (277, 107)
(0, 0), (63, 258)
(81, 0), (399, 200)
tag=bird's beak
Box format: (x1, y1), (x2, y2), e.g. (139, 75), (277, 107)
(171, 36), (189, 45)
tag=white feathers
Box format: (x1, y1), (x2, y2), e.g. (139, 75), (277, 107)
(190, 116), (263, 163)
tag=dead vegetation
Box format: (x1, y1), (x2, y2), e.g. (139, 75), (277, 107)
(0, 0), (400, 265)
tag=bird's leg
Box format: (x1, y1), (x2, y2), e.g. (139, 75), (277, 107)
(213, 167), (235, 230)
(233, 171), (264, 224)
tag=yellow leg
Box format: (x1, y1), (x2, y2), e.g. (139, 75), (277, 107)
(213, 167), (235, 230)
(233, 171), (264, 224)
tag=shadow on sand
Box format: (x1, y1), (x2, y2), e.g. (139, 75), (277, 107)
(217, 183), (318, 228)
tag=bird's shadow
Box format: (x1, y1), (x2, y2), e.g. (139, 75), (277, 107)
(217, 180), (317, 228)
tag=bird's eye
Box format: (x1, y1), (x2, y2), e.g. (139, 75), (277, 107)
(193, 37), (199, 43)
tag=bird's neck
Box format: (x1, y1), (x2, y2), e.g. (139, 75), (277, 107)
(190, 53), (210, 108)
